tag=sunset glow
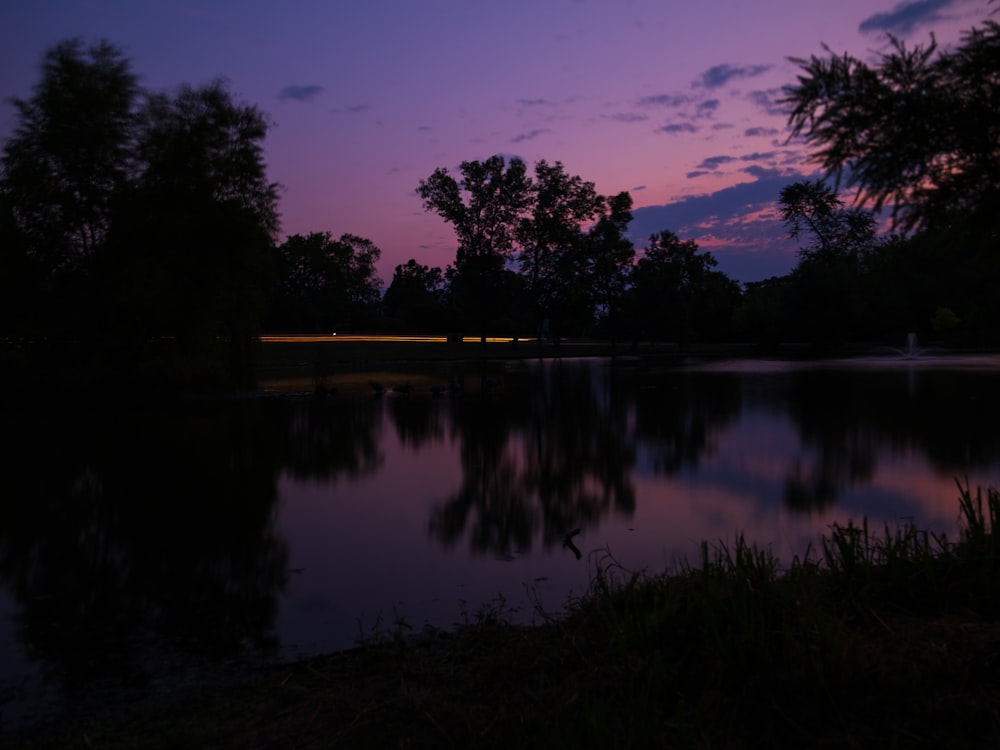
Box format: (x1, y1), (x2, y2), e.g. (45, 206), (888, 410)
(2, 0), (989, 284)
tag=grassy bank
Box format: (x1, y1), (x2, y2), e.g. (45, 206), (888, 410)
(12, 481), (1000, 749)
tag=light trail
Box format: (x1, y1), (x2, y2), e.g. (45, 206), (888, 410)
(259, 334), (534, 344)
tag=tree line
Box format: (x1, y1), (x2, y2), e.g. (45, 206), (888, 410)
(2, 17), (998, 386)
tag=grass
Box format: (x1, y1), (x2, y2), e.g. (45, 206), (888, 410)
(10, 480), (1000, 749)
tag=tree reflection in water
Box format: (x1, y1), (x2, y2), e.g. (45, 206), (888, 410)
(3, 357), (1000, 726)
(429, 359), (637, 556)
(782, 367), (1000, 511)
(0, 399), (290, 715)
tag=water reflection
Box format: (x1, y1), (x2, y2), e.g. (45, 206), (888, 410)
(431, 360), (636, 556)
(781, 367), (1000, 510)
(2, 355), (1000, 729)
(0, 401), (289, 725)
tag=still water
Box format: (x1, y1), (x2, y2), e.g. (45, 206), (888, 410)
(2, 353), (1000, 727)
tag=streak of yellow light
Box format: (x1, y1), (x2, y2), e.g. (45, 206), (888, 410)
(259, 334), (533, 344)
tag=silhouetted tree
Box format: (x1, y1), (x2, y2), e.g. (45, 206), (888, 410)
(417, 155), (532, 342)
(382, 258), (452, 331)
(268, 232), (381, 332)
(0, 39), (140, 334)
(108, 80), (280, 385)
(778, 180), (879, 264)
(630, 231), (739, 344)
(777, 180), (882, 346)
(734, 276), (791, 350)
(782, 17), (1000, 234)
(2, 40), (282, 386)
(582, 191), (635, 346)
(516, 160), (604, 345)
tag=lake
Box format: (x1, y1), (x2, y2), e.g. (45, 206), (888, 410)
(3, 351), (1000, 729)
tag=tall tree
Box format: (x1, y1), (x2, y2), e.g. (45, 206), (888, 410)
(582, 191), (634, 346)
(2, 40), (282, 385)
(417, 155), (532, 340)
(0, 39), (140, 331)
(630, 231), (738, 345)
(269, 232), (382, 332)
(382, 258), (451, 331)
(778, 180), (878, 263)
(516, 160), (604, 344)
(782, 18), (1000, 233)
(108, 80), (281, 384)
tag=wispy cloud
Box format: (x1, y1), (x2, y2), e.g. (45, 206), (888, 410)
(606, 112), (649, 123)
(697, 155), (738, 171)
(630, 168), (809, 282)
(698, 63), (770, 89)
(859, 0), (956, 35)
(657, 122), (698, 135)
(511, 129), (549, 143)
(332, 104), (371, 114)
(744, 126), (780, 138)
(747, 89), (787, 117)
(637, 93), (691, 108)
(697, 99), (721, 117)
(277, 84), (324, 101)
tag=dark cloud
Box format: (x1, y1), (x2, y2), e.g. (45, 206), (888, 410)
(607, 112), (649, 123)
(656, 122), (698, 135)
(629, 168), (809, 282)
(277, 84), (324, 101)
(511, 128), (549, 143)
(741, 151), (778, 162)
(331, 104), (370, 114)
(638, 93), (690, 107)
(516, 98), (548, 107)
(631, 185), (647, 191)
(697, 154), (738, 170)
(699, 63), (770, 89)
(697, 99), (721, 116)
(747, 89), (787, 117)
(744, 126), (780, 138)
(859, 0), (955, 34)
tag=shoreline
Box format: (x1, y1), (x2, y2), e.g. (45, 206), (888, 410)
(9, 493), (1000, 748)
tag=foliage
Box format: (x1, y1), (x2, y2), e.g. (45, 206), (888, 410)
(629, 230), (740, 344)
(782, 18), (1000, 234)
(19, 486), (1000, 749)
(778, 179), (879, 263)
(381, 258), (453, 331)
(268, 232), (382, 332)
(0, 39), (281, 386)
(516, 160), (605, 340)
(1, 39), (140, 273)
(1, 39), (140, 338)
(581, 191), (635, 344)
(418, 157), (644, 341)
(417, 155), (533, 338)
(108, 81), (280, 383)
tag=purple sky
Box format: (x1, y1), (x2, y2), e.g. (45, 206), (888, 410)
(1, 0), (990, 285)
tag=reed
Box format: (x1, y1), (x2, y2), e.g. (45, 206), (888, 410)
(17, 484), (1000, 749)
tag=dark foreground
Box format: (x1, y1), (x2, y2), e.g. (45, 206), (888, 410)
(9, 485), (1000, 749)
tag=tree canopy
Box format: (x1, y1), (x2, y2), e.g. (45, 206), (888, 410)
(778, 180), (878, 263)
(2, 39), (140, 275)
(1, 39), (281, 386)
(782, 18), (1000, 233)
(268, 232), (382, 332)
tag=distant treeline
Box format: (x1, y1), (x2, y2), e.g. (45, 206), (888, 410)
(2, 19), (998, 386)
